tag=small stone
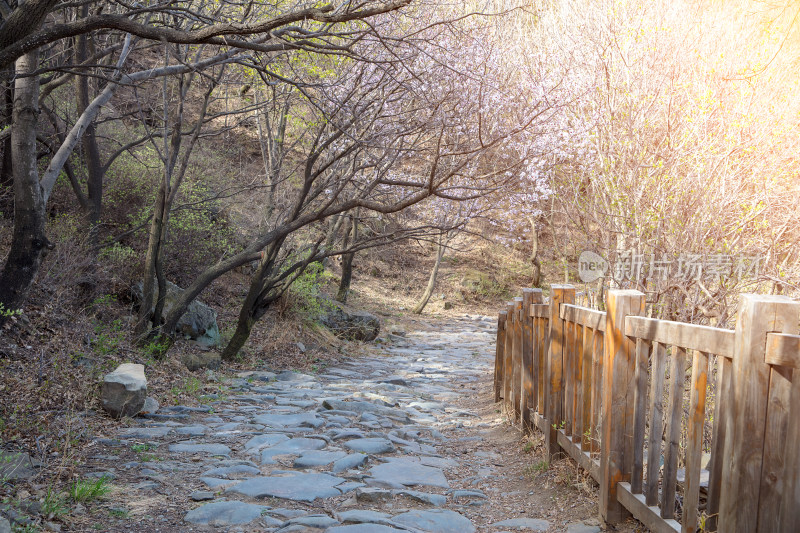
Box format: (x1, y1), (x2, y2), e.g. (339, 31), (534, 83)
(140, 396), (160, 415)
(332, 454), (368, 473)
(180, 352), (221, 372)
(101, 363), (147, 418)
(190, 491), (214, 501)
(395, 489), (447, 507)
(169, 442), (231, 456)
(566, 523), (602, 533)
(343, 438), (395, 454)
(354, 487), (393, 503)
(184, 501), (265, 526)
(226, 473), (347, 501)
(392, 509), (475, 533)
(0, 517), (9, 533)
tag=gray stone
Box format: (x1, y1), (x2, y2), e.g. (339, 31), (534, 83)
(293, 450), (348, 467)
(244, 433), (289, 451)
(492, 518), (551, 531)
(0, 451), (41, 481)
(183, 501), (264, 526)
(368, 458), (449, 488)
(284, 515), (339, 528)
(189, 491), (214, 501)
(327, 526), (406, 533)
(323, 399), (407, 419)
(395, 489), (447, 506)
(338, 510), (392, 524)
(343, 438), (395, 454)
(0, 517), (10, 533)
(566, 523), (601, 533)
(101, 363), (147, 418)
(321, 304), (380, 342)
(261, 438), (327, 464)
(174, 425), (207, 436)
(391, 509), (475, 533)
(332, 454), (368, 473)
(227, 473), (346, 501)
(354, 487), (393, 503)
(168, 442), (231, 456)
(201, 465), (260, 479)
(118, 426), (172, 439)
(199, 477), (238, 489)
(253, 412), (324, 428)
(141, 397), (160, 415)
(132, 280), (220, 345)
(181, 352), (221, 372)
(451, 489), (487, 500)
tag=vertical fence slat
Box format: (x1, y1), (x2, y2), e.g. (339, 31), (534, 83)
(591, 328), (603, 453)
(706, 355), (731, 532)
(600, 289), (645, 523)
(521, 289), (542, 430)
(564, 319), (574, 437)
(504, 301), (514, 414)
(662, 346), (687, 519)
(512, 297), (523, 421)
(645, 341), (667, 506)
(631, 338), (651, 494)
(581, 324), (593, 450)
(537, 314), (548, 416)
(719, 295), (799, 533)
(574, 322), (584, 443)
(547, 285), (575, 459)
(494, 311), (507, 403)
(683, 350), (709, 533)
(781, 360), (800, 532)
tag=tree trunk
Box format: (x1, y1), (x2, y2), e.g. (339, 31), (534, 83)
(412, 239), (446, 314)
(336, 214), (358, 303)
(321, 213), (345, 269)
(0, 49), (48, 322)
(1, 74), (13, 190)
(75, 14), (104, 241)
(528, 216), (541, 287)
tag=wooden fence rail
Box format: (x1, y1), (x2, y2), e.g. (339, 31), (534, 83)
(494, 286), (800, 533)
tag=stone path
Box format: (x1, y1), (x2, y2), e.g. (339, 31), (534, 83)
(82, 316), (605, 532)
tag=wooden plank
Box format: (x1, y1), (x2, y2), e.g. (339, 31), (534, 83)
(661, 346), (686, 519)
(625, 316), (734, 358)
(564, 318), (575, 437)
(557, 429), (601, 482)
(765, 332), (800, 368)
(706, 355), (730, 532)
(530, 303), (550, 318)
(537, 315), (548, 415)
(512, 297), (524, 422)
(780, 361), (800, 531)
(532, 410), (549, 435)
(617, 482), (682, 533)
(758, 365), (793, 532)
(600, 289), (645, 523)
(573, 322), (584, 444)
(683, 350), (709, 533)
(494, 311), (507, 402)
(504, 302), (515, 414)
(532, 316), (540, 415)
(591, 328), (603, 453)
(631, 338), (651, 494)
(547, 285), (575, 459)
(560, 303), (607, 331)
(581, 324), (593, 450)
(521, 289), (543, 430)
(719, 295), (800, 533)
(646, 342), (667, 506)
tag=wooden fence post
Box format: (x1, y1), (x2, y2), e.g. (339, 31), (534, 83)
(494, 311), (507, 403)
(599, 289), (645, 524)
(512, 297), (524, 421)
(503, 301), (515, 413)
(719, 294), (800, 533)
(521, 289), (543, 431)
(546, 284), (575, 460)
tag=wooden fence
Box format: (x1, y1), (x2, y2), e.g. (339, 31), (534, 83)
(494, 286), (800, 533)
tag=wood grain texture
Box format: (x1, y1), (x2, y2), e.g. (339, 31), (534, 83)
(504, 301), (515, 414)
(706, 355), (731, 532)
(625, 316), (734, 358)
(631, 338), (651, 494)
(617, 483), (681, 533)
(645, 342), (667, 507)
(547, 285), (575, 459)
(719, 295), (799, 533)
(683, 350), (709, 533)
(600, 289), (645, 523)
(521, 289), (542, 430)
(764, 332), (800, 368)
(560, 303), (607, 331)
(661, 346), (686, 519)
(581, 324), (593, 450)
(494, 311), (507, 402)
(512, 297), (524, 421)
(591, 328), (603, 453)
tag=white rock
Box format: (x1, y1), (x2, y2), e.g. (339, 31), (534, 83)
(101, 363), (147, 418)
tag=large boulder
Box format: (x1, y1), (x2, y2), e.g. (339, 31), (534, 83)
(321, 303), (380, 342)
(101, 363), (147, 418)
(132, 281), (220, 346)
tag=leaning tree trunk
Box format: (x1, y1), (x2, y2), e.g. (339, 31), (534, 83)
(336, 213), (358, 303)
(528, 216), (541, 288)
(412, 238), (446, 314)
(0, 49), (48, 322)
